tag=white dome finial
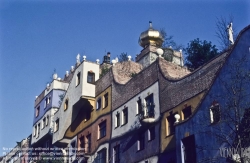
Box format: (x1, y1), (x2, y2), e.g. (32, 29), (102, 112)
(128, 55), (132, 61)
(174, 114), (180, 123)
(83, 55), (86, 61)
(76, 53), (80, 64)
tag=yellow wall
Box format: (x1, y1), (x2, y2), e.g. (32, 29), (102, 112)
(160, 91), (205, 153)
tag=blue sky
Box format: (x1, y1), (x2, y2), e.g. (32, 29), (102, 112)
(0, 0), (249, 156)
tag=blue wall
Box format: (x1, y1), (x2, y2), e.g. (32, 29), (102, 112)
(109, 123), (160, 163)
(33, 89), (65, 125)
(175, 27), (250, 162)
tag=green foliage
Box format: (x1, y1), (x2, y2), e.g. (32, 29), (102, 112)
(118, 52), (133, 62)
(130, 72), (137, 78)
(184, 38), (219, 70)
(100, 65), (110, 78)
(160, 28), (183, 50)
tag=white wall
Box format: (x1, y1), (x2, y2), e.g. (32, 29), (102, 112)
(111, 82), (160, 138)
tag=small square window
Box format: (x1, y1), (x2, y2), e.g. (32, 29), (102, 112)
(87, 71), (95, 84)
(76, 72), (81, 86)
(99, 121), (106, 139)
(96, 98), (102, 110)
(104, 93), (109, 108)
(122, 108), (128, 125)
(182, 106), (192, 119)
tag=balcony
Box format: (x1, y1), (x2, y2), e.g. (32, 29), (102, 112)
(138, 103), (156, 124)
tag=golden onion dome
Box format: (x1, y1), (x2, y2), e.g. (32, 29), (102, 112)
(139, 21), (164, 48)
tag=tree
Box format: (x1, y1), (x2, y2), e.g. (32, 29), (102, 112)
(160, 29), (184, 50)
(184, 38), (219, 70)
(118, 52), (133, 62)
(215, 16), (237, 51)
(194, 53), (250, 162)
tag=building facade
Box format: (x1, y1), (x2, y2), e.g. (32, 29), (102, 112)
(2, 23), (250, 163)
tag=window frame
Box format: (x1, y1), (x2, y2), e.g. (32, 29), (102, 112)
(182, 106), (192, 120)
(113, 144), (120, 163)
(99, 121), (106, 139)
(54, 119), (59, 132)
(148, 126), (155, 141)
(36, 106), (40, 117)
(115, 112), (120, 128)
(76, 72), (81, 86)
(87, 71), (95, 84)
(137, 132), (145, 151)
(122, 107), (128, 125)
(104, 93), (109, 108)
(64, 99), (69, 111)
(96, 97), (102, 110)
(86, 134), (91, 153)
(210, 103), (221, 124)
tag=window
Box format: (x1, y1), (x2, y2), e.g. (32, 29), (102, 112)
(86, 134), (91, 153)
(44, 98), (47, 109)
(42, 118), (46, 129)
(48, 96), (51, 104)
(34, 125), (37, 136)
(70, 141), (76, 156)
(182, 106), (192, 120)
(137, 132), (145, 151)
(46, 115), (49, 126)
(96, 148), (106, 163)
(87, 71), (95, 84)
(45, 140), (50, 148)
(210, 103), (220, 124)
(137, 97), (143, 115)
(104, 93), (109, 108)
(115, 112), (120, 128)
(79, 136), (85, 149)
(181, 135), (196, 163)
(64, 99), (69, 110)
(76, 72), (81, 86)
(36, 106), (40, 117)
(99, 121), (106, 139)
(37, 123), (40, 136)
(84, 110), (91, 122)
(166, 112), (177, 136)
(122, 108), (128, 125)
(96, 97), (102, 110)
(54, 119), (59, 132)
(148, 126), (155, 141)
(145, 94), (155, 118)
(113, 144), (120, 163)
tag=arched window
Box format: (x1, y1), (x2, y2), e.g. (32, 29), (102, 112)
(210, 102), (220, 124)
